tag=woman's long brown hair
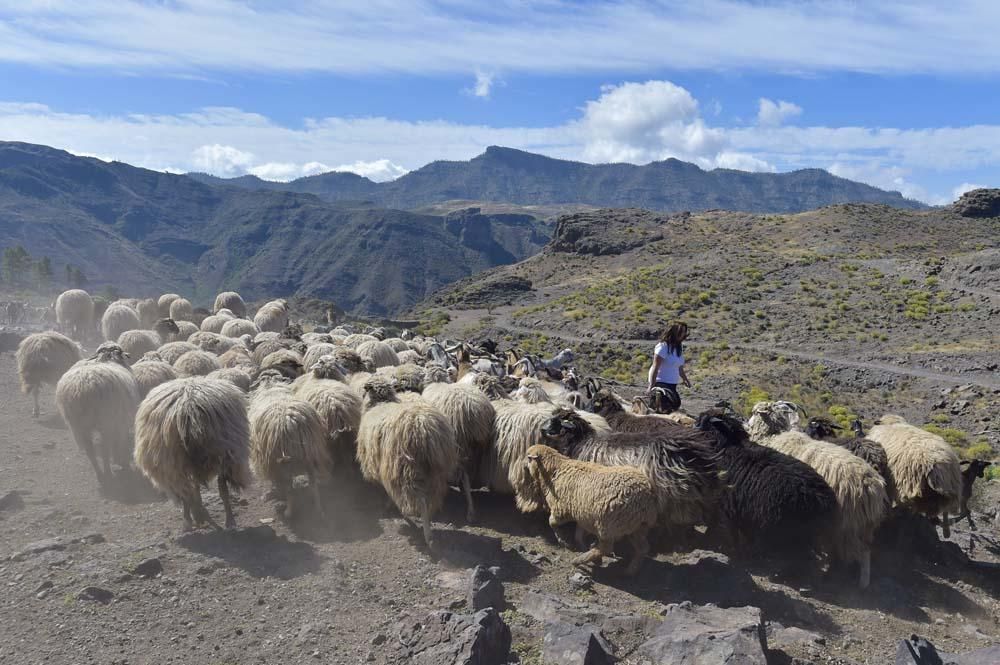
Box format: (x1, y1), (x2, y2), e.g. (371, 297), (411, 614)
(658, 321), (688, 356)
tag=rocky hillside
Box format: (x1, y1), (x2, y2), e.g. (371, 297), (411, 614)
(191, 146), (926, 213)
(0, 142), (550, 314)
(418, 194), (1000, 455)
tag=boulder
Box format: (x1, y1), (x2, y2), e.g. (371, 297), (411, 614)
(468, 565), (505, 612)
(953, 189), (1000, 218)
(636, 604), (767, 665)
(393, 608), (511, 665)
(542, 621), (615, 665)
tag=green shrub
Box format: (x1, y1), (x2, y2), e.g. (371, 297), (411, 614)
(921, 424), (969, 447)
(736, 386), (771, 416)
(963, 442), (994, 460)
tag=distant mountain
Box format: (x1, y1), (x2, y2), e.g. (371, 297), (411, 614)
(0, 142), (549, 315)
(194, 146), (926, 213)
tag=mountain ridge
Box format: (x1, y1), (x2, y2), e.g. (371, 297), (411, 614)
(190, 145), (926, 213)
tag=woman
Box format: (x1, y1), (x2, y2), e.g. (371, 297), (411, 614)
(647, 322), (691, 413)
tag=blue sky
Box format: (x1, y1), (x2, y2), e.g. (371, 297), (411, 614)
(1, 1), (999, 204)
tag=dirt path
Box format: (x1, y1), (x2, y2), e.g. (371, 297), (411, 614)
(491, 319), (1000, 390)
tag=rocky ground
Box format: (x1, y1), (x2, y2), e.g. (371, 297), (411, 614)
(1, 351), (1000, 665)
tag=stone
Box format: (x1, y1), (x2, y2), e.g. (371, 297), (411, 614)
(766, 622), (826, 648)
(393, 608), (511, 665)
(949, 645), (1000, 664)
(0, 491), (24, 512)
(468, 565), (505, 612)
(542, 621), (615, 665)
(11, 537), (66, 561)
(77, 586), (115, 604)
(131, 557), (163, 579)
(77, 533), (106, 545)
(636, 604), (767, 665)
(568, 572), (593, 592)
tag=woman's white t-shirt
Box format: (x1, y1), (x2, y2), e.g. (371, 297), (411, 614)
(652, 342), (684, 384)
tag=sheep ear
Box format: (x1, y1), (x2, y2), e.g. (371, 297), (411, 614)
(960, 460), (971, 466)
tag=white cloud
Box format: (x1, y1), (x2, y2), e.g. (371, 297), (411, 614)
(333, 159), (408, 182)
(952, 182), (985, 200)
(2, 80), (999, 202)
(1, 2), (1000, 75)
(471, 71), (495, 99)
(757, 99), (803, 127)
(192, 144), (255, 176)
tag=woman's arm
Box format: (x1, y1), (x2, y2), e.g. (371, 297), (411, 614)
(679, 364), (692, 388)
(649, 355), (663, 390)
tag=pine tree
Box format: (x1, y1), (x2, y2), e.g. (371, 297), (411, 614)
(34, 256), (53, 289)
(2, 246), (31, 287)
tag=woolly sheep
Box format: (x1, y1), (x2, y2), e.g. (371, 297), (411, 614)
(134, 377), (251, 529)
(131, 358), (179, 398)
(423, 365), (452, 386)
(16, 331), (82, 417)
(259, 348), (304, 380)
(807, 418), (894, 499)
(55, 343), (140, 487)
(136, 298), (159, 329)
(157, 293), (181, 318)
(254, 331), (281, 345)
(293, 357), (363, 467)
(215, 308), (236, 319)
(347, 371), (374, 395)
(867, 414), (962, 536)
(357, 340), (400, 371)
(221, 319), (259, 338)
(207, 367), (252, 393)
(422, 382), (496, 522)
(188, 331), (241, 355)
(357, 375), (459, 550)
(383, 337), (410, 353)
(540, 408), (720, 532)
(302, 343), (336, 372)
(377, 362), (425, 393)
(344, 333), (378, 349)
(517, 444), (657, 574)
(249, 378), (331, 520)
(101, 302), (141, 342)
(213, 291), (247, 318)
(331, 346), (366, 374)
(169, 297), (194, 322)
(174, 320), (199, 340)
(117, 319), (181, 364)
(253, 303), (288, 333)
(174, 349), (222, 377)
(252, 339), (286, 365)
(218, 346), (254, 371)
(482, 398), (559, 493)
(748, 401), (889, 588)
(157, 341), (200, 365)
(55, 289), (94, 341)
(200, 314), (230, 334)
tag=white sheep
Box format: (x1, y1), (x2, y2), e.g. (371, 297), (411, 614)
(422, 381), (496, 523)
(136, 298), (159, 329)
(221, 318), (260, 339)
(357, 375), (459, 550)
(169, 297), (194, 322)
(174, 320), (199, 340)
(188, 331), (242, 355)
(516, 444), (658, 575)
(218, 345), (255, 371)
(482, 398), (560, 494)
(157, 293), (181, 318)
(253, 301), (288, 333)
(157, 341), (200, 365)
(249, 375), (331, 520)
(55, 343), (140, 488)
(213, 291), (247, 318)
(382, 337), (410, 353)
(867, 414), (962, 537)
(357, 339), (400, 370)
(207, 367), (252, 393)
(302, 343), (337, 372)
(117, 319), (181, 364)
(748, 401), (889, 588)
(293, 356), (363, 467)
(343, 333), (378, 349)
(174, 349), (222, 377)
(55, 289), (94, 340)
(134, 377), (251, 529)
(199, 314), (231, 334)
(16, 331), (82, 417)
(101, 302), (141, 342)
(131, 357), (179, 398)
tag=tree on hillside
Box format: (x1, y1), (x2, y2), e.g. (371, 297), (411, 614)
(2, 246), (32, 288)
(34, 256), (53, 290)
(65, 264), (88, 289)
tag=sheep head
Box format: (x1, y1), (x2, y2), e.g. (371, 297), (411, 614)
(281, 322), (304, 341)
(251, 368), (289, 391)
(423, 365), (451, 386)
(473, 374), (509, 400)
(539, 409), (593, 452)
(694, 408), (750, 448)
(876, 414), (908, 426)
(590, 388), (624, 416)
(154, 318), (181, 339)
(513, 444), (560, 514)
(362, 375), (399, 408)
(747, 401), (803, 438)
(312, 355), (347, 381)
(805, 417), (842, 440)
(850, 419), (866, 438)
(91, 342), (130, 367)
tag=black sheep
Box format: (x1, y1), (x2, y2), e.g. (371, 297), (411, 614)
(807, 417), (895, 500)
(695, 409), (838, 558)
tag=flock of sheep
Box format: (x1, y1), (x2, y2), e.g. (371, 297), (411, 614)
(11, 288), (985, 590)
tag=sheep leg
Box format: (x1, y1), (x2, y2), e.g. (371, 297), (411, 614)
(421, 503), (435, 552)
(73, 430), (105, 487)
(460, 471), (476, 524)
(217, 476), (237, 529)
(626, 529), (651, 575)
(941, 511), (951, 539)
(858, 549), (871, 589)
(31, 388), (39, 418)
(192, 488), (221, 530)
(309, 473), (325, 519)
(548, 514), (572, 549)
(181, 497), (194, 531)
(574, 525), (589, 551)
(572, 538), (613, 569)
